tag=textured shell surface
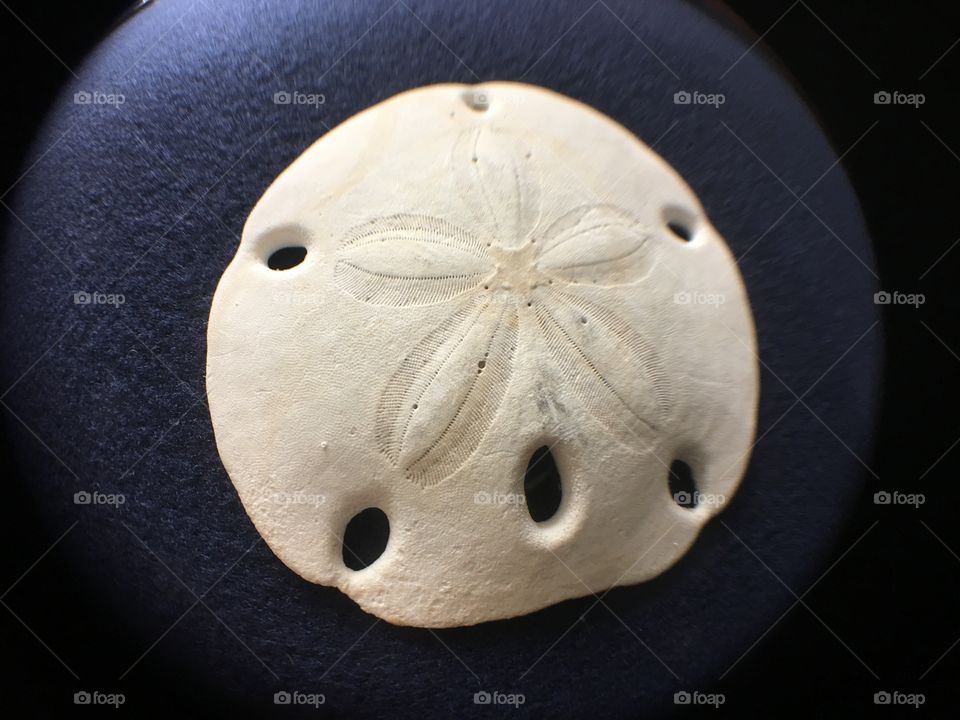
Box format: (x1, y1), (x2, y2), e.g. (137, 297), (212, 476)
(206, 82), (759, 627)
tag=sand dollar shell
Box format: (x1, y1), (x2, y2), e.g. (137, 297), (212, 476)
(206, 82), (758, 627)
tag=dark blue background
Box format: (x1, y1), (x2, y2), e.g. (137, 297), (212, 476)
(0, 0), (893, 716)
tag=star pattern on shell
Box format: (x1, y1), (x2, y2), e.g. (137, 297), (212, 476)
(333, 125), (673, 487)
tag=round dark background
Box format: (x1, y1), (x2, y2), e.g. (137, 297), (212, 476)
(5, 0), (953, 717)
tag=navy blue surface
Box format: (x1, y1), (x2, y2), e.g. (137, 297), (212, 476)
(0, 0), (880, 716)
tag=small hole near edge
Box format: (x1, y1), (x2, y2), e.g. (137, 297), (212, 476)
(342, 507), (390, 570)
(667, 221), (693, 242)
(669, 459), (697, 509)
(267, 246), (307, 270)
(662, 205), (699, 243)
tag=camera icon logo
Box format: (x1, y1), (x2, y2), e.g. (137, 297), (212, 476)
(474, 691), (492, 705)
(274, 690), (292, 704)
(73, 91), (92, 105)
(273, 91), (292, 105)
(873, 291), (891, 305)
(873, 491), (891, 505)
(674, 691), (692, 705)
(74, 491), (92, 505)
(73, 290), (91, 305)
(673, 90), (691, 105)
(874, 691), (891, 704)
(673, 491), (692, 506)
(873, 91), (891, 105)
(74, 691), (91, 705)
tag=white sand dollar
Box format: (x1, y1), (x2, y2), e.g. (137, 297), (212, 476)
(206, 82), (758, 627)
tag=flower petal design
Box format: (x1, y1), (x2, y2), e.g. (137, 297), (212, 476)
(376, 298), (518, 487)
(334, 213), (493, 306)
(533, 288), (671, 449)
(536, 204), (651, 286)
(451, 127), (541, 247)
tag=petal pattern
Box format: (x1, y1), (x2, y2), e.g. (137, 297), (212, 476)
(536, 205), (651, 286)
(340, 128), (666, 487)
(533, 288), (671, 448)
(376, 298), (518, 487)
(451, 127), (541, 247)
(334, 214), (493, 306)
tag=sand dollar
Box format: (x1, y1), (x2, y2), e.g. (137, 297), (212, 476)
(206, 82), (758, 627)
